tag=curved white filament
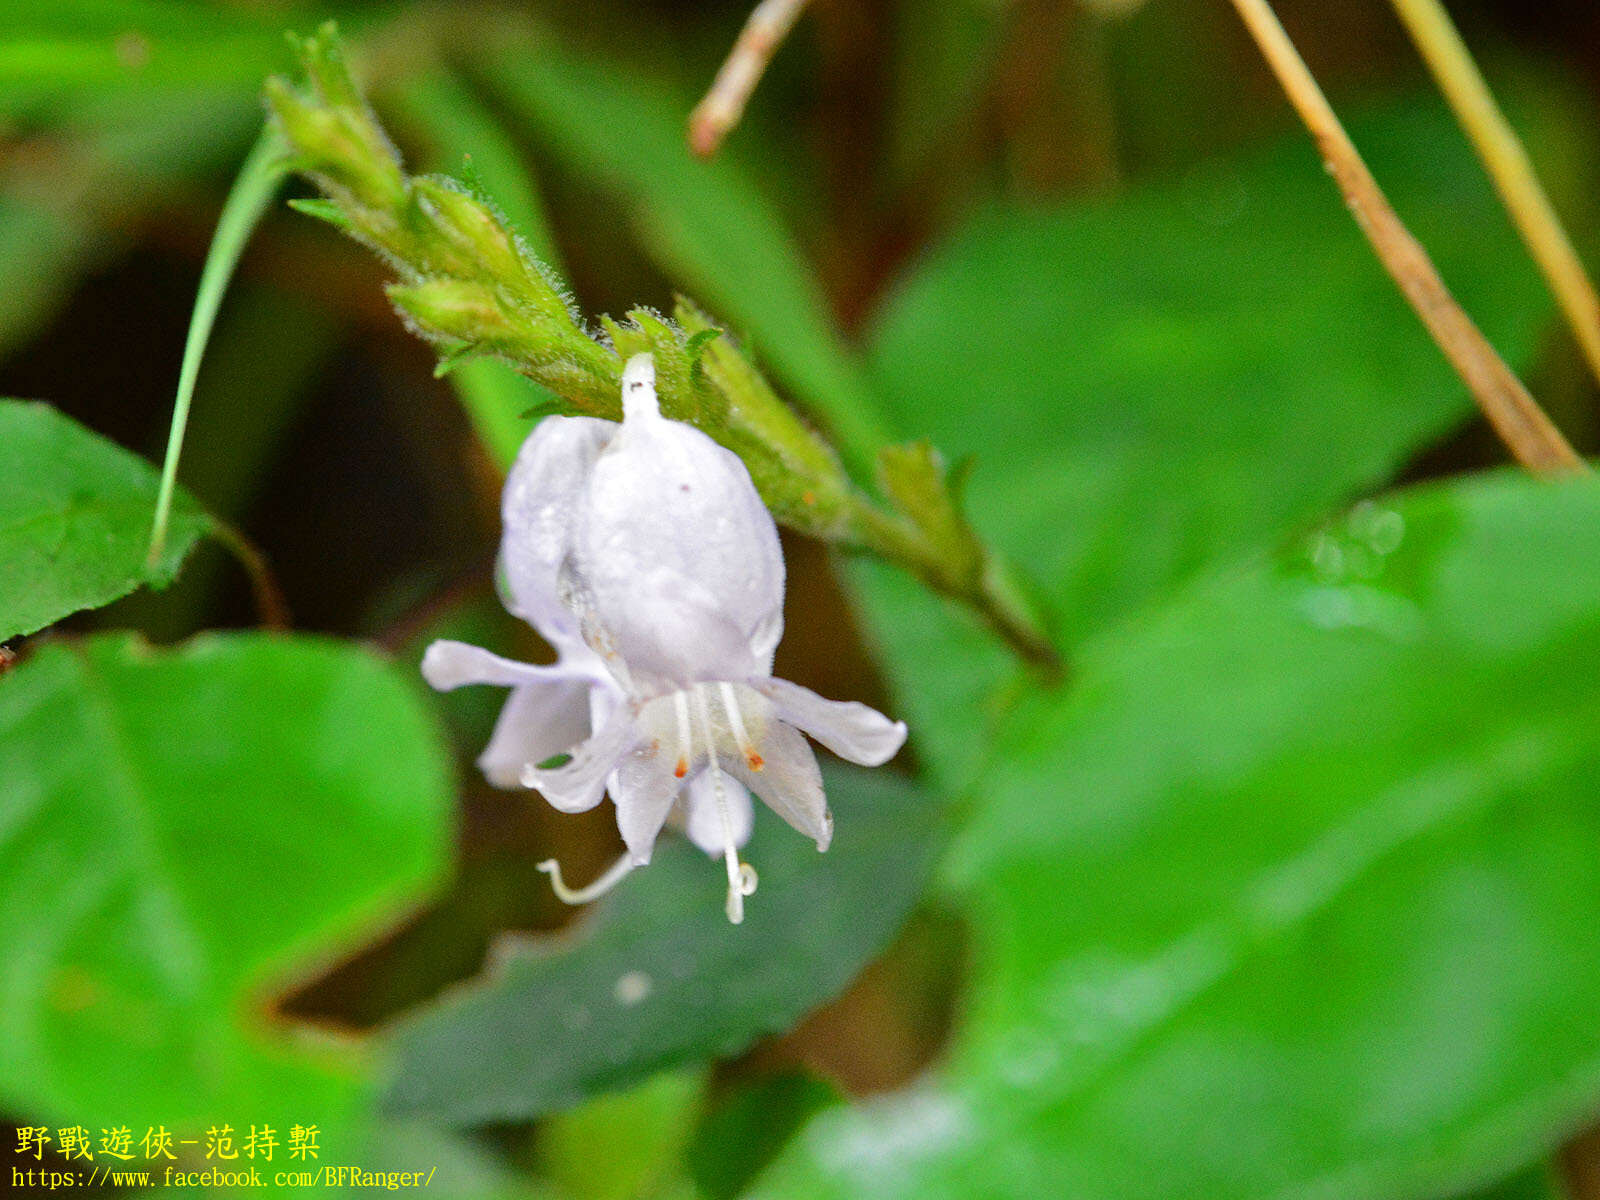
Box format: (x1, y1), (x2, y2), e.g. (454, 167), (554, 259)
(537, 854), (636, 905)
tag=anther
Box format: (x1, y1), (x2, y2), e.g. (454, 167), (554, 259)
(718, 682), (763, 772)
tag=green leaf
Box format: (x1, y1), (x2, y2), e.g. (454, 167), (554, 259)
(1459, 1164), (1570, 1200)
(0, 401), (210, 640)
(381, 766), (940, 1124)
(846, 557), (1022, 790)
(0, 5), (285, 119)
(535, 1068), (707, 1200)
(0, 632), (453, 1134)
(855, 95), (1567, 789)
(0, 87), (263, 362)
(286, 195), (352, 229)
(756, 471), (1600, 1200)
(361, 1121), (569, 1200)
(482, 35), (894, 477)
(883, 0), (1002, 183)
(687, 1072), (839, 1200)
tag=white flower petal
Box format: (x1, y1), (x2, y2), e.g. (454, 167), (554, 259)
(572, 353), (785, 685)
(683, 771), (754, 857)
(754, 677), (908, 766)
(477, 680), (594, 789)
(522, 706), (641, 813)
(500, 414), (614, 641)
(589, 680), (624, 731)
(727, 720), (831, 851)
(609, 739), (683, 865)
(421, 640), (583, 691)
(575, 565), (756, 689)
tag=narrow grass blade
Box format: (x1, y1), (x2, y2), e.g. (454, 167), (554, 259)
(147, 123), (288, 565)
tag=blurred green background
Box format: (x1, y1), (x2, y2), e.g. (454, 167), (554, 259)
(6, 0), (1600, 1197)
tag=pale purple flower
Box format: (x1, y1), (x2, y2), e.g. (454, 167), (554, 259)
(423, 354), (906, 921)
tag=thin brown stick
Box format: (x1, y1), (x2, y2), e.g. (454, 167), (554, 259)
(375, 556), (495, 655)
(688, 0), (811, 159)
(1227, 0), (1585, 476)
(1388, 0), (1600, 392)
(211, 521), (291, 631)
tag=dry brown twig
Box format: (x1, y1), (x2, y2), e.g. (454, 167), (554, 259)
(1388, 0), (1600, 393)
(210, 521), (291, 631)
(688, 0), (811, 158)
(690, 0), (1584, 477)
(1229, 0), (1584, 476)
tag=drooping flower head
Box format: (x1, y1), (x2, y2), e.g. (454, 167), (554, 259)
(423, 354), (906, 922)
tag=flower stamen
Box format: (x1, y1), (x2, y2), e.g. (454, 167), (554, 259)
(537, 854), (635, 905)
(672, 690), (692, 778)
(718, 681), (764, 771)
(695, 684), (754, 924)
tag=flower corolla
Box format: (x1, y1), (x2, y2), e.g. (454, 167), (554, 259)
(423, 354), (906, 921)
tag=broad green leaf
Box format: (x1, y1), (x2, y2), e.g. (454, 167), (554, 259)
(0, 632), (453, 1133)
(381, 766), (939, 1124)
(756, 471), (1600, 1200)
(361, 1123), (571, 1200)
(0, 198), (97, 363)
(0, 86), (263, 360)
(687, 1072), (839, 1200)
(535, 1068), (707, 1200)
(481, 35), (893, 475)
(856, 95), (1567, 788)
(884, 0), (1002, 184)
(0, 0), (280, 44)
(1459, 1164), (1570, 1200)
(846, 558), (1023, 790)
(0, 3), (292, 126)
(0, 401), (209, 639)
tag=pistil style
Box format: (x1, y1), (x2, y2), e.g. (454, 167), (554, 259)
(537, 854), (636, 905)
(695, 684), (757, 923)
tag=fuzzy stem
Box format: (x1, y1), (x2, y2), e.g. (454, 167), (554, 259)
(851, 505), (1061, 678)
(1388, 0), (1600, 393)
(266, 21), (1063, 674)
(1227, 0), (1584, 476)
